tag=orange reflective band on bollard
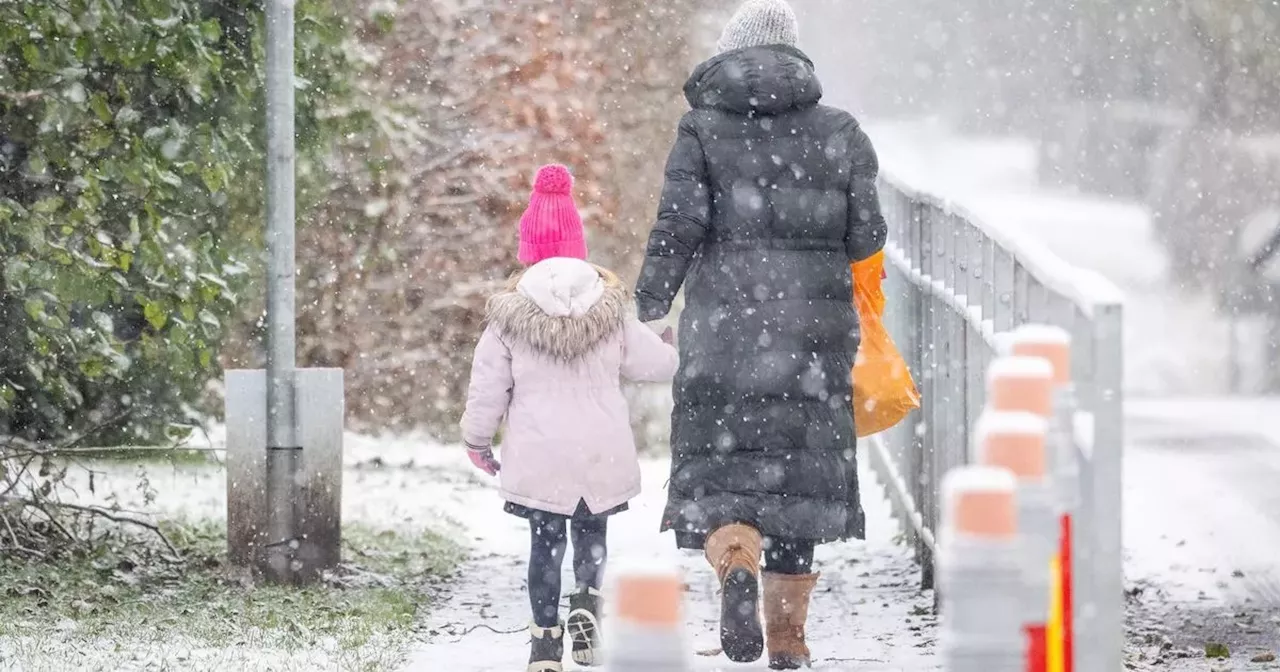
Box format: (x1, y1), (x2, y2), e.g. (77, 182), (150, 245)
(615, 572), (683, 628)
(986, 357), (1054, 417)
(1008, 325), (1072, 386)
(973, 412), (1049, 479)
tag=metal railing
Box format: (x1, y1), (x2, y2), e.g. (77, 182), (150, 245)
(868, 173), (1125, 671)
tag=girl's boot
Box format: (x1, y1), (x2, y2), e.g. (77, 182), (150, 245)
(567, 587), (603, 666)
(528, 622), (564, 672)
(763, 572), (820, 669)
(705, 523), (764, 663)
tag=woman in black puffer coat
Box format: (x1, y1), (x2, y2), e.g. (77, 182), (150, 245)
(634, 1), (887, 668)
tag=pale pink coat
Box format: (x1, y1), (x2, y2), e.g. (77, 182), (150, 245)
(461, 258), (678, 516)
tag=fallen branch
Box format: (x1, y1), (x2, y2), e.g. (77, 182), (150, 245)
(1, 496), (179, 560)
(1, 445), (222, 461)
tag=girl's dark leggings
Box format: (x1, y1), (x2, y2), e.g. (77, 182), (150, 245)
(764, 537), (815, 575)
(528, 515), (608, 628)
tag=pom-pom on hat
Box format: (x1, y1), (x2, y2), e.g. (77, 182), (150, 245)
(518, 164), (587, 266)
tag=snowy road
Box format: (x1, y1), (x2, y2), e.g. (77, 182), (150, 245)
(399, 452), (938, 671)
(1124, 399), (1280, 667)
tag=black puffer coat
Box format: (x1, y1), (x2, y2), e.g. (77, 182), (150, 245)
(636, 45), (888, 550)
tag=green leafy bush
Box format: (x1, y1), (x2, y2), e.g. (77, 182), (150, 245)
(0, 0), (354, 442)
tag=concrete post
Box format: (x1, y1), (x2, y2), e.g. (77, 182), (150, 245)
(226, 369), (344, 582)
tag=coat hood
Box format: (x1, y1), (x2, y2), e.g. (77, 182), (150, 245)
(486, 258), (628, 360)
(684, 45), (823, 116)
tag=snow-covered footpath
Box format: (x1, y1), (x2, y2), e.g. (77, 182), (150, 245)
(399, 447), (938, 671)
(8, 434), (935, 671)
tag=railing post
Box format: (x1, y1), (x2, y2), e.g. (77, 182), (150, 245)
(1090, 304), (1125, 672)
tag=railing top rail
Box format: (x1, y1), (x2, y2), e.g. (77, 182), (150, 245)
(880, 169), (1126, 316)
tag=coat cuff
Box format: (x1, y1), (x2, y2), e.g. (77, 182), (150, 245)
(636, 295), (670, 323)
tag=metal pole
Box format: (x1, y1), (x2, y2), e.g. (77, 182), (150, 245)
(264, 0), (299, 584)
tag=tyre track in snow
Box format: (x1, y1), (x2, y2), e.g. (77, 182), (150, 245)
(401, 454), (939, 671)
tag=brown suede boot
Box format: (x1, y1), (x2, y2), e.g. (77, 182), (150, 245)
(704, 524), (765, 663)
(763, 572), (820, 669)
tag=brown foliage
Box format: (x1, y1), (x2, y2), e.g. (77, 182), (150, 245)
(222, 0), (725, 437)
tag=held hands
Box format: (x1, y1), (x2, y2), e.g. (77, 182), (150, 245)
(466, 443), (501, 476)
(646, 320), (676, 346)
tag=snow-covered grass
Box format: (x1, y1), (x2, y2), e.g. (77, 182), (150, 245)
(0, 432), (475, 672)
(0, 522), (459, 672)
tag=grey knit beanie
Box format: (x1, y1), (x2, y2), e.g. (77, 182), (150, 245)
(716, 0), (800, 54)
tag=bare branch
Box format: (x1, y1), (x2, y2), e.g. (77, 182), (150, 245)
(2, 496), (179, 559)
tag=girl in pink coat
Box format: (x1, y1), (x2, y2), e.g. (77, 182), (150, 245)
(460, 164), (678, 672)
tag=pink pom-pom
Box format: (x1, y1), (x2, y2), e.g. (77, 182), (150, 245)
(533, 164), (573, 195)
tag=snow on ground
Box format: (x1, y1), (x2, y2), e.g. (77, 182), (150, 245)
(20, 435), (935, 671)
(399, 450), (938, 671)
(867, 119), (1234, 397)
(1124, 398), (1280, 669)
(1125, 398), (1280, 606)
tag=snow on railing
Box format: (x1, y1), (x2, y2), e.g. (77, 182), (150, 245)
(870, 171), (1124, 672)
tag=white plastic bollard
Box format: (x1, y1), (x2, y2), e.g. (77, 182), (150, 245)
(603, 561), (692, 672)
(938, 466), (1024, 672)
(1008, 325), (1078, 672)
(974, 410), (1054, 669)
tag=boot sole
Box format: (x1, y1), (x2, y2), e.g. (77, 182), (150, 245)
(720, 567), (764, 663)
(566, 608), (600, 666)
(769, 654), (808, 670)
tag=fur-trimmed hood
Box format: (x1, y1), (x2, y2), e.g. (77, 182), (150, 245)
(486, 258), (629, 360)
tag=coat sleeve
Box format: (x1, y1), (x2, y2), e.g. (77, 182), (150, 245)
(620, 318), (679, 383)
(635, 113), (712, 322)
(459, 326), (513, 448)
(846, 124), (889, 262)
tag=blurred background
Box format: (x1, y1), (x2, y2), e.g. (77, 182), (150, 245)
(795, 0), (1280, 399)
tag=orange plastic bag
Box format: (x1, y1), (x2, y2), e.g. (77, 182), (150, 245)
(852, 252), (921, 437)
